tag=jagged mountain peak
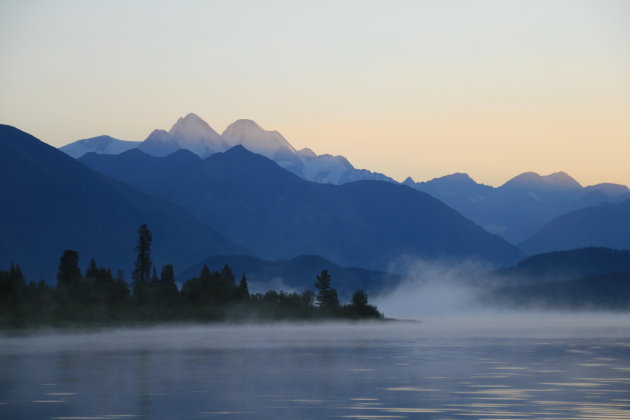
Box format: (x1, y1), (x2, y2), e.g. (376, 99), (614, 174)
(138, 113), (228, 158)
(59, 113), (400, 185)
(168, 113), (223, 142)
(172, 112), (206, 127)
(222, 118), (296, 158)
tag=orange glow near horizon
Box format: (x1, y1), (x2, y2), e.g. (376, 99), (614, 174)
(1, 0), (629, 187)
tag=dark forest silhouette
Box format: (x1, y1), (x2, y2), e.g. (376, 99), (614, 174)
(0, 225), (382, 328)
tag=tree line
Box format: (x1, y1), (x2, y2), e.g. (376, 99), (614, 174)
(0, 224), (382, 327)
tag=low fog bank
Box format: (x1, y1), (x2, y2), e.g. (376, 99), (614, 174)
(2, 313), (630, 356)
(0, 322), (400, 355)
(375, 258), (489, 319)
(2, 258), (628, 354)
(373, 257), (630, 333)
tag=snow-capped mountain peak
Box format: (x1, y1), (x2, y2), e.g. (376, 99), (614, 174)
(60, 113), (394, 185)
(168, 113), (228, 155)
(222, 119), (296, 159)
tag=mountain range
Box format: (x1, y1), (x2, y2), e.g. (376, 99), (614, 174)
(61, 113), (630, 248)
(1, 123), (523, 284)
(61, 113), (393, 185)
(405, 171), (630, 244)
(4, 121), (630, 310)
(484, 247), (630, 310)
(0, 125), (239, 282)
(495, 247), (630, 283)
(520, 199), (630, 254)
(79, 146), (522, 271)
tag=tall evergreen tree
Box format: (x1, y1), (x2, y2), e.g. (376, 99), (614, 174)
(132, 224), (152, 299)
(351, 289), (368, 307)
(0, 263), (25, 300)
(56, 250), (83, 302)
(237, 273), (250, 300)
(159, 264), (178, 305)
(314, 269), (339, 311)
(347, 289), (382, 319)
(160, 264), (176, 287)
(220, 264), (236, 287)
(85, 258), (98, 279)
(57, 250), (81, 288)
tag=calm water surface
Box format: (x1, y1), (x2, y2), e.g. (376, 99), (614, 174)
(1, 319), (629, 419)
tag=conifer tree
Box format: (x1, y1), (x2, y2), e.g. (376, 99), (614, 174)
(0, 263), (25, 300)
(220, 264), (236, 287)
(315, 269), (339, 311)
(86, 258), (98, 279)
(132, 224), (152, 300)
(57, 250), (81, 288)
(238, 273), (250, 300)
(159, 264), (178, 304)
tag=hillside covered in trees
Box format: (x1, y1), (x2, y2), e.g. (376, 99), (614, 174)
(0, 225), (382, 328)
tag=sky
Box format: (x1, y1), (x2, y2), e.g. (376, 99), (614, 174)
(1, 0), (629, 186)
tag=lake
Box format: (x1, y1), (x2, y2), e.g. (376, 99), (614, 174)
(1, 317), (630, 419)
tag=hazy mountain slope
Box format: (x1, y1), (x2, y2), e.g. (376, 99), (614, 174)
(80, 147), (522, 271)
(60, 135), (140, 158)
(476, 247), (630, 310)
(488, 272), (630, 310)
(178, 254), (401, 298)
(519, 199), (630, 255)
(497, 247), (630, 283)
(407, 171), (630, 243)
(0, 125), (240, 283)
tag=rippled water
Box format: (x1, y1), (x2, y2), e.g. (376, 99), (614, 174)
(1, 319), (629, 419)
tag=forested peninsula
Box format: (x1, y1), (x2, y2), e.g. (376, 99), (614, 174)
(0, 225), (383, 329)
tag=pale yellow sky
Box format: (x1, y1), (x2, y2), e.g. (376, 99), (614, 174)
(1, 0), (629, 186)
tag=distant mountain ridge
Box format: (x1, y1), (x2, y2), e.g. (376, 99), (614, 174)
(61, 135), (140, 158)
(61, 113), (393, 185)
(59, 113), (629, 246)
(485, 247), (630, 310)
(79, 146), (523, 270)
(0, 125), (240, 283)
(405, 171), (630, 243)
(520, 199), (630, 254)
(497, 247), (630, 283)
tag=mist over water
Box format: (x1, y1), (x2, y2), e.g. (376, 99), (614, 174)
(2, 320), (630, 419)
(374, 257), (630, 336)
(2, 260), (630, 419)
(375, 258), (486, 319)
